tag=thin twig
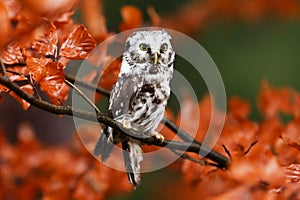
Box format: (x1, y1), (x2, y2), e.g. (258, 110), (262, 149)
(5, 69), (28, 77)
(222, 144), (232, 160)
(0, 59), (8, 78)
(65, 74), (110, 96)
(65, 79), (101, 113)
(243, 139), (258, 155)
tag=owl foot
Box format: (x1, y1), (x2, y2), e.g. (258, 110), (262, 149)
(123, 120), (132, 129)
(151, 131), (164, 144)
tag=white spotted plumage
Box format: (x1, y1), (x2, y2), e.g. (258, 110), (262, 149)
(94, 30), (175, 186)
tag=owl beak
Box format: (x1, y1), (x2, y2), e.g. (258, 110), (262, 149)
(152, 52), (159, 65)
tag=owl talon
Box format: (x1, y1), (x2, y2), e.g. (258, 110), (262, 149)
(123, 121), (132, 129)
(151, 132), (164, 143)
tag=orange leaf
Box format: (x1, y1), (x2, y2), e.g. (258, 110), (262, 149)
(229, 154), (285, 188)
(257, 117), (283, 145)
(9, 84), (34, 110)
(39, 62), (67, 105)
(274, 137), (300, 166)
(257, 81), (279, 118)
(283, 164), (300, 183)
(119, 6), (142, 31)
(7, 66), (28, 82)
(228, 96), (251, 119)
(31, 22), (58, 56)
(27, 57), (69, 105)
(26, 57), (52, 83)
(54, 17), (78, 41)
(47, 82), (70, 105)
(60, 25), (97, 60)
(258, 81), (300, 118)
(281, 119), (300, 151)
(208, 186), (250, 200)
(0, 84), (8, 93)
(278, 87), (300, 118)
(98, 57), (121, 90)
(1, 42), (24, 64)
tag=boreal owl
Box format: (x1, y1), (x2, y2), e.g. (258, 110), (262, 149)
(94, 30), (175, 186)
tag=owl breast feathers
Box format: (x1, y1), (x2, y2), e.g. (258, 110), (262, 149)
(109, 29), (175, 134)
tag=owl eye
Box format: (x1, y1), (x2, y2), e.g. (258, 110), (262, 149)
(160, 43), (168, 52)
(139, 43), (149, 51)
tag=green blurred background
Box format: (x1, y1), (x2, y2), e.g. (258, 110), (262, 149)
(93, 0), (300, 199)
(99, 0), (300, 118)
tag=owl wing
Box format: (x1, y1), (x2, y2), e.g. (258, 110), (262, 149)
(109, 72), (145, 186)
(109, 73), (142, 120)
(94, 74), (139, 161)
(93, 126), (114, 161)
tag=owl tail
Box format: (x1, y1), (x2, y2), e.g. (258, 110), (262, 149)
(93, 126), (114, 161)
(122, 140), (143, 187)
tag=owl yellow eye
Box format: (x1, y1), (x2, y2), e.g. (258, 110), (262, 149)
(139, 43), (149, 51)
(160, 43), (168, 52)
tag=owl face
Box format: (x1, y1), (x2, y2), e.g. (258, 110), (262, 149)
(124, 30), (174, 68)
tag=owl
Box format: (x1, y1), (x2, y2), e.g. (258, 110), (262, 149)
(94, 30), (175, 186)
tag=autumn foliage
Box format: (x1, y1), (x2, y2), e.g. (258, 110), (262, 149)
(176, 83), (300, 199)
(1, 0), (300, 199)
(2, 81), (300, 199)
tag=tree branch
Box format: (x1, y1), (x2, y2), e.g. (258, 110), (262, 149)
(66, 74), (205, 144)
(0, 64), (229, 168)
(65, 73), (230, 168)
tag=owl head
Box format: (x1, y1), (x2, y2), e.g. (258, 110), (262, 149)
(123, 30), (175, 69)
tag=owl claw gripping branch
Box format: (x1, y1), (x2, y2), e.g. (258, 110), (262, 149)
(151, 131), (165, 144)
(94, 30), (175, 187)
